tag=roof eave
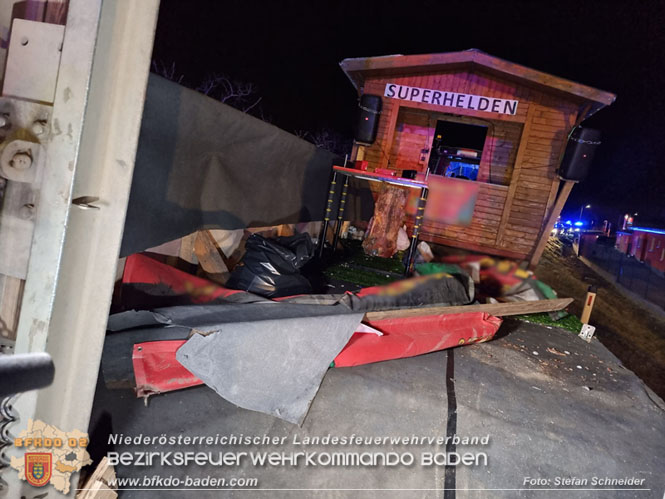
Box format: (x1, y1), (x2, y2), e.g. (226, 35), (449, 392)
(339, 50), (616, 109)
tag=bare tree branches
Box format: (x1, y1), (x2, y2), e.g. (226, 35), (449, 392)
(150, 61), (350, 150)
(151, 61), (264, 115)
(195, 74), (262, 113)
(151, 61), (184, 84)
(295, 129), (352, 155)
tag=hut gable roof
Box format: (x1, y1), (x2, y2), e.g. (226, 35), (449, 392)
(340, 49), (616, 113)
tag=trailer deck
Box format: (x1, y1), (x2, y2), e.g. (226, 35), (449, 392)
(89, 319), (665, 498)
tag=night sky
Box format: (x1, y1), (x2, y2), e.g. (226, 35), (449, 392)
(152, 0), (665, 228)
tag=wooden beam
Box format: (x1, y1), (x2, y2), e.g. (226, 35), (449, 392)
(365, 297), (574, 321)
(495, 101), (538, 246)
(194, 230), (230, 276)
(534, 105), (584, 253)
(528, 180), (575, 268)
(378, 101), (401, 169)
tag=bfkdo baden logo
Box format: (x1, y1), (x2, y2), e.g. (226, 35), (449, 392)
(10, 419), (92, 494)
(24, 452), (52, 487)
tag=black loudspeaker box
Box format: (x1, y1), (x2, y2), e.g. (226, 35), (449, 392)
(355, 94), (382, 144)
(558, 127), (601, 182)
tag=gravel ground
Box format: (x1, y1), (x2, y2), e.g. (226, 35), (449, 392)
(535, 237), (665, 399)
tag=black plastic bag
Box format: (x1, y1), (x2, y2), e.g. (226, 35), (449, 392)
(226, 233), (315, 298)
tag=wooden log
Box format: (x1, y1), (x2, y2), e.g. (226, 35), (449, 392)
(364, 297), (574, 321)
(362, 184), (408, 258)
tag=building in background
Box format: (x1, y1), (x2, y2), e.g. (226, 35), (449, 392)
(615, 227), (665, 272)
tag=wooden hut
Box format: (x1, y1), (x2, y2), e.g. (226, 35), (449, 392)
(340, 49), (616, 266)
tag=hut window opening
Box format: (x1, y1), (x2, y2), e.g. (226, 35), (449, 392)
(427, 120), (487, 181)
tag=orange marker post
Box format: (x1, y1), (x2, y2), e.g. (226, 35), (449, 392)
(580, 285), (597, 324)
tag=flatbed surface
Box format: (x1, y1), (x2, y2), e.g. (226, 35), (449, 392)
(89, 319), (665, 498)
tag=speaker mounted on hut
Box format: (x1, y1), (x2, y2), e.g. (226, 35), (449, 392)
(558, 127), (602, 182)
(355, 94), (382, 144)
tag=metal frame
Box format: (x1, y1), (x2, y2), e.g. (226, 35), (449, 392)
(4, 0), (160, 496)
(320, 165), (430, 276)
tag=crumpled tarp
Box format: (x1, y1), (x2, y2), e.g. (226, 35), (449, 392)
(175, 313), (364, 425)
(107, 301), (363, 424)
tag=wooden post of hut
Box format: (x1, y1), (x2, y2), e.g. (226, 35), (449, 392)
(340, 49), (615, 267)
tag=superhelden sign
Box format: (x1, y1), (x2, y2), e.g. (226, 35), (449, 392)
(384, 83), (519, 115)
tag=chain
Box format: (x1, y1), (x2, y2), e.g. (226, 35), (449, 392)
(0, 394), (19, 491)
(569, 137), (601, 145)
(357, 102), (382, 115)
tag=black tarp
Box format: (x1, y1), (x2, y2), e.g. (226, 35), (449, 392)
(121, 75), (372, 256)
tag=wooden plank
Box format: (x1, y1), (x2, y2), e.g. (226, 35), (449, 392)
(78, 456), (117, 499)
(532, 117), (568, 127)
(528, 180), (575, 268)
(523, 149), (560, 162)
(519, 171), (555, 183)
(177, 232), (198, 264)
(505, 213), (543, 227)
(514, 186), (550, 202)
(421, 224), (496, 241)
(525, 141), (559, 153)
(475, 199), (506, 211)
(518, 180), (554, 191)
(539, 111), (576, 227)
(535, 109), (572, 121)
(365, 298), (574, 321)
(527, 129), (561, 140)
(477, 191), (508, 202)
(194, 230), (230, 280)
(543, 178), (561, 222)
(505, 224), (541, 236)
(471, 210), (503, 222)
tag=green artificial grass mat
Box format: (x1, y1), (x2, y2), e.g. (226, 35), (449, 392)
(514, 312), (583, 333)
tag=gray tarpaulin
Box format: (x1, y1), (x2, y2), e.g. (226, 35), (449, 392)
(103, 302), (364, 424)
(176, 313), (364, 425)
(120, 74), (372, 256)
